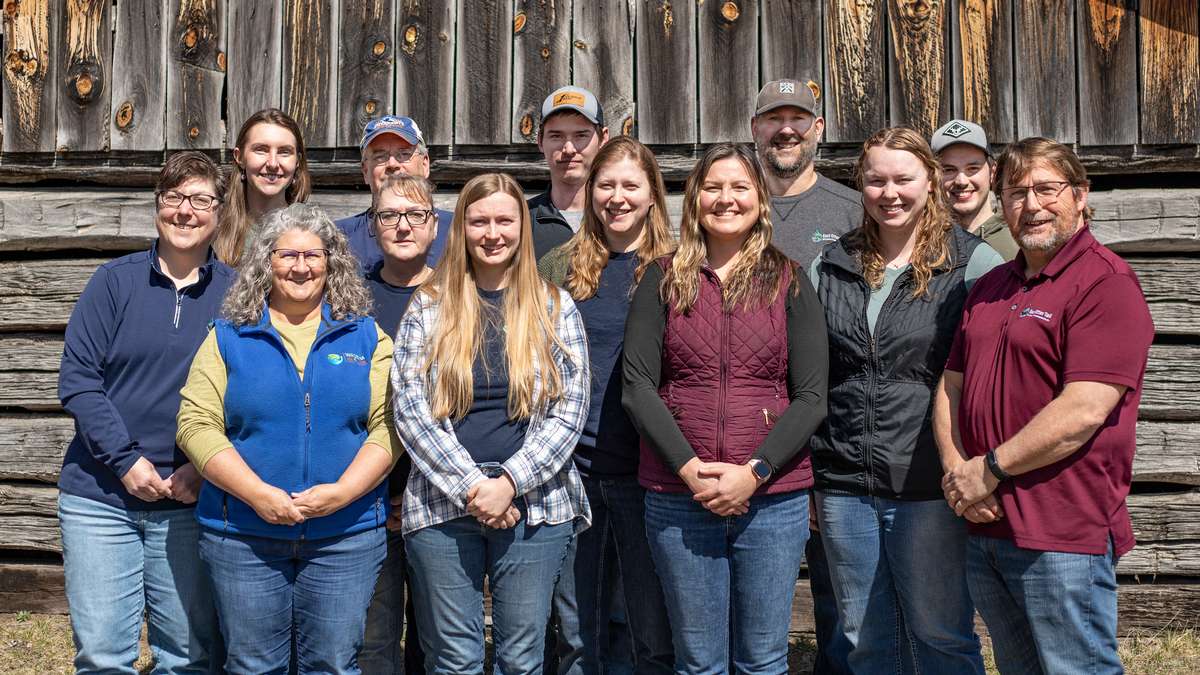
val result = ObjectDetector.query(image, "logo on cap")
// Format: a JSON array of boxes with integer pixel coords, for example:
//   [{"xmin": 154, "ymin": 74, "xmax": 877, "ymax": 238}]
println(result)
[
  {"xmin": 779, "ymin": 82, "xmax": 796, "ymax": 94},
  {"xmin": 942, "ymin": 121, "xmax": 972, "ymax": 139},
  {"xmin": 553, "ymin": 92, "xmax": 586, "ymax": 108}
]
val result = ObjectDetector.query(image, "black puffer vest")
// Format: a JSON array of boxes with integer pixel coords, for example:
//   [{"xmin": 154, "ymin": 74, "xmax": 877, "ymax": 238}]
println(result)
[{"xmin": 811, "ymin": 226, "xmax": 983, "ymax": 500}]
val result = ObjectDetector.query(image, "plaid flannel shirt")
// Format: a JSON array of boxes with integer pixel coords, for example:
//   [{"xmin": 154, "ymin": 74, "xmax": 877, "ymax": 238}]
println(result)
[{"xmin": 391, "ymin": 287, "xmax": 592, "ymax": 535}]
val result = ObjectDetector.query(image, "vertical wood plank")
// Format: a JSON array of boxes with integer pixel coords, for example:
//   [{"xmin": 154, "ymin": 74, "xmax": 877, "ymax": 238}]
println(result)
[
  {"xmin": 635, "ymin": 0, "xmax": 698, "ymax": 144},
  {"xmin": 454, "ymin": 0, "xmax": 511, "ymax": 145},
  {"xmin": 165, "ymin": 0, "xmax": 226, "ymax": 150},
  {"xmin": 111, "ymin": 0, "xmax": 169, "ymax": 151},
  {"xmin": 2, "ymin": 0, "xmax": 59, "ymax": 152},
  {"xmin": 572, "ymin": 0, "xmax": 635, "ymax": 136},
  {"xmin": 887, "ymin": 0, "xmax": 949, "ymax": 137},
  {"xmin": 1076, "ymin": 0, "xmax": 1137, "ymax": 145},
  {"xmin": 396, "ymin": 0, "xmax": 455, "ymax": 145},
  {"xmin": 226, "ymin": 0, "xmax": 282, "ymax": 148},
  {"xmin": 512, "ymin": 0, "xmax": 570, "ymax": 144},
  {"xmin": 338, "ymin": 0, "xmax": 394, "ymax": 146},
  {"xmin": 950, "ymin": 0, "xmax": 1014, "ymax": 142},
  {"xmin": 283, "ymin": 0, "xmax": 338, "ymax": 148},
  {"xmin": 56, "ymin": 0, "xmax": 112, "ymax": 153},
  {"xmin": 698, "ymin": 0, "xmax": 758, "ymax": 142},
  {"xmin": 761, "ymin": 0, "xmax": 823, "ymax": 119},
  {"xmin": 1140, "ymin": 0, "xmax": 1200, "ymax": 144},
  {"xmin": 824, "ymin": 0, "xmax": 886, "ymax": 142},
  {"xmin": 1014, "ymin": 0, "xmax": 1076, "ymax": 141}
]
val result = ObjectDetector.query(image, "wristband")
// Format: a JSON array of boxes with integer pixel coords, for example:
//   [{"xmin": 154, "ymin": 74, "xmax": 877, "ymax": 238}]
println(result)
[{"xmin": 985, "ymin": 449, "xmax": 1011, "ymax": 481}]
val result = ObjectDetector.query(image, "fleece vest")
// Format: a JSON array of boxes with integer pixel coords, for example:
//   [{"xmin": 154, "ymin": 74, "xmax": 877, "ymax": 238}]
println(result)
[
  {"xmin": 194, "ymin": 304, "xmax": 387, "ymax": 540},
  {"xmin": 639, "ymin": 263, "xmax": 812, "ymax": 495}
]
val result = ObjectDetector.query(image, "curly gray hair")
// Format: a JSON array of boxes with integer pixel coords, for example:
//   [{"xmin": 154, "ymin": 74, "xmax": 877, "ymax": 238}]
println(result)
[{"xmin": 221, "ymin": 202, "xmax": 373, "ymax": 326}]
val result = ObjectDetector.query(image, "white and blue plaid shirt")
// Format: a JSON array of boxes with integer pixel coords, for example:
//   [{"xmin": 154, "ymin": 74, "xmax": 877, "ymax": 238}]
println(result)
[{"xmin": 391, "ymin": 287, "xmax": 592, "ymax": 535}]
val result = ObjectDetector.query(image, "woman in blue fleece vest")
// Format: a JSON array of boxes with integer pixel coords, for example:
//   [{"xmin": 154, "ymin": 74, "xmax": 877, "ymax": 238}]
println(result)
[{"xmin": 177, "ymin": 203, "xmax": 401, "ymax": 674}]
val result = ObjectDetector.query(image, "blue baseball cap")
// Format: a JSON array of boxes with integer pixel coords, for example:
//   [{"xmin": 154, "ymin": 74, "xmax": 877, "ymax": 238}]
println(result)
[{"xmin": 359, "ymin": 115, "xmax": 424, "ymax": 152}]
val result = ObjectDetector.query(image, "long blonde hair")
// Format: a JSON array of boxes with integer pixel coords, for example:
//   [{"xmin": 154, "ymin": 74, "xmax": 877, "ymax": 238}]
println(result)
[
  {"xmin": 215, "ymin": 109, "xmax": 312, "ymax": 266},
  {"xmin": 421, "ymin": 173, "xmax": 566, "ymax": 421},
  {"xmin": 852, "ymin": 127, "xmax": 952, "ymax": 298},
  {"xmin": 664, "ymin": 143, "xmax": 795, "ymax": 313},
  {"xmin": 563, "ymin": 137, "xmax": 675, "ymax": 301}
]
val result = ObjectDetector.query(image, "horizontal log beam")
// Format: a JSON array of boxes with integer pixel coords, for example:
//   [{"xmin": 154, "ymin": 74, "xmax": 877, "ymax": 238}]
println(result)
[
  {"xmin": 0, "ymin": 561, "xmax": 66, "ymax": 613},
  {"xmin": 1133, "ymin": 420, "xmax": 1200, "ymax": 486},
  {"xmin": 1118, "ymin": 542, "xmax": 1200, "ymax": 576},
  {"xmin": 0, "ymin": 414, "xmax": 74, "ymax": 482},
  {"xmin": 1126, "ymin": 258, "xmax": 1200, "ymax": 336},
  {"xmin": 1129, "ymin": 490, "xmax": 1200, "ymax": 541},
  {"xmin": 1141, "ymin": 345, "xmax": 1200, "ymax": 421}
]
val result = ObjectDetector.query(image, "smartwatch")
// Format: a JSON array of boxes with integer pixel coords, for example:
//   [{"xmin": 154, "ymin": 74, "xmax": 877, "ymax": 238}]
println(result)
[
  {"xmin": 985, "ymin": 449, "xmax": 1012, "ymax": 482},
  {"xmin": 748, "ymin": 458, "xmax": 773, "ymax": 482}
]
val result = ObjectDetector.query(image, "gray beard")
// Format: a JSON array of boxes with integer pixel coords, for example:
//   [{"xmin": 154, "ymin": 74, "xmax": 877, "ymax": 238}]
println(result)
[{"xmin": 761, "ymin": 141, "xmax": 816, "ymax": 179}]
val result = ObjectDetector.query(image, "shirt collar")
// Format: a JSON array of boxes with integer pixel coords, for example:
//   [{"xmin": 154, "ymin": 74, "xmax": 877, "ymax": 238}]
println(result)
[{"xmin": 148, "ymin": 240, "xmax": 217, "ymax": 286}]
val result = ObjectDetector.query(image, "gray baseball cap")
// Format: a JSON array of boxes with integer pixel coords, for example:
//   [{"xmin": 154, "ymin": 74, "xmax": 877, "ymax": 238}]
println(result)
[
  {"xmin": 931, "ymin": 119, "xmax": 990, "ymax": 155},
  {"xmin": 541, "ymin": 86, "xmax": 604, "ymax": 126},
  {"xmin": 755, "ymin": 79, "xmax": 820, "ymax": 116}
]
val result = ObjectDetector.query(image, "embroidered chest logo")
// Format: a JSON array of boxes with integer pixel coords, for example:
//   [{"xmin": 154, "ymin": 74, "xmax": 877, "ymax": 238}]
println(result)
[
  {"xmin": 810, "ymin": 230, "xmax": 839, "ymax": 243},
  {"xmin": 326, "ymin": 352, "xmax": 369, "ymax": 366},
  {"xmin": 1019, "ymin": 307, "xmax": 1054, "ymax": 322}
]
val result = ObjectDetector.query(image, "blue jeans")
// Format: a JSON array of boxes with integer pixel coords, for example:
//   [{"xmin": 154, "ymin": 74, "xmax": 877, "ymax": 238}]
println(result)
[
  {"xmin": 59, "ymin": 493, "xmax": 219, "ymax": 675},
  {"xmin": 405, "ymin": 512, "xmax": 574, "ymax": 674},
  {"xmin": 815, "ymin": 493, "xmax": 984, "ymax": 675},
  {"xmin": 644, "ymin": 490, "xmax": 809, "ymax": 675},
  {"xmin": 361, "ymin": 529, "xmax": 420, "ymax": 674},
  {"xmin": 806, "ymin": 529, "xmax": 852, "ymax": 675},
  {"xmin": 967, "ymin": 535, "xmax": 1122, "ymax": 674},
  {"xmin": 199, "ymin": 525, "xmax": 386, "ymax": 675},
  {"xmin": 552, "ymin": 475, "xmax": 673, "ymax": 675}
]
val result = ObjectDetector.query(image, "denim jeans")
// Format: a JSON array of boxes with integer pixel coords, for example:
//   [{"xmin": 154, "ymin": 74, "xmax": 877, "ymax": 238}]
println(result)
[
  {"xmin": 644, "ymin": 490, "xmax": 809, "ymax": 675},
  {"xmin": 405, "ymin": 511, "xmax": 574, "ymax": 674},
  {"xmin": 967, "ymin": 535, "xmax": 1122, "ymax": 675},
  {"xmin": 552, "ymin": 475, "xmax": 673, "ymax": 675},
  {"xmin": 59, "ymin": 493, "xmax": 219, "ymax": 675},
  {"xmin": 361, "ymin": 529, "xmax": 427, "ymax": 674},
  {"xmin": 198, "ymin": 525, "xmax": 386, "ymax": 675},
  {"xmin": 815, "ymin": 492, "xmax": 984, "ymax": 675},
  {"xmin": 806, "ymin": 529, "xmax": 852, "ymax": 675}
]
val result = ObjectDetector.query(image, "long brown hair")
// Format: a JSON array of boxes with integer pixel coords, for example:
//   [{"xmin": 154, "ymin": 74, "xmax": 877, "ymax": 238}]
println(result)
[
  {"xmin": 663, "ymin": 143, "xmax": 795, "ymax": 313},
  {"xmin": 562, "ymin": 137, "xmax": 675, "ymax": 301},
  {"xmin": 851, "ymin": 126, "xmax": 953, "ymax": 298},
  {"xmin": 420, "ymin": 173, "xmax": 567, "ymax": 421},
  {"xmin": 215, "ymin": 109, "xmax": 312, "ymax": 266}
]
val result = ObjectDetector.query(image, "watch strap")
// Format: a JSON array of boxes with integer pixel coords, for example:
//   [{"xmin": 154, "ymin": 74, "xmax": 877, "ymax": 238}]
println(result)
[{"xmin": 985, "ymin": 449, "xmax": 1012, "ymax": 481}]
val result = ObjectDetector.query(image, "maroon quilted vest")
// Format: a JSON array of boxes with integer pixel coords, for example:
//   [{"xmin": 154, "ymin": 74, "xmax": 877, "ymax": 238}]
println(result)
[{"xmin": 638, "ymin": 262, "xmax": 813, "ymax": 495}]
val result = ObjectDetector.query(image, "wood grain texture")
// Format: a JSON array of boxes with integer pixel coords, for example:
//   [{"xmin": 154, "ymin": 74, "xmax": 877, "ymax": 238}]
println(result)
[
  {"xmin": 0, "ymin": 562, "xmax": 67, "ymax": 613},
  {"xmin": 110, "ymin": 0, "xmax": 169, "ymax": 151},
  {"xmin": 1113, "ymin": 582, "xmax": 1200, "ymax": 633},
  {"xmin": 283, "ymin": 0, "xmax": 338, "ymax": 147},
  {"xmin": 1124, "ymin": 257, "xmax": 1200, "ymax": 337},
  {"xmin": 571, "ymin": 0, "xmax": 635, "ymax": 137},
  {"xmin": 56, "ymin": 0, "xmax": 112, "ymax": 153},
  {"xmin": 165, "ymin": 0, "xmax": 225, "ymax": 149},
  {"xmin": 1128, "ymin": 491, "xmax": 1200, "ymax": 543},
  {"xmin": 1014, "ymin": 0, "xmax": 1076, "ymax": 141},
  {"xmin": 0, "ymin": 414, "xmax": 75, "ymax": 483},
  {"xmin": 951, "ymin": 0, "xmax": 1014, "ymax": 142},
  {"xmin": 226, "ymin": 0, "xmax": 282, "ymax": 148},
  {"xmin": 1134, "ymin": 421, "xmax": 1200, "ymax": 486},
  {"xmin": 454, "ymin": 0, "xmax": 512, "ymax": 145},
  {"xmin": 761, "ymin": 0, "xmax": 823, "ymax": 103},
  {"xmin": 0, "ymin": 261, "xmax": 106, "ymax": 335},
  {"xmin": 1089, "ymin": 189, "xmax": 1200, "ymax": 253},
  {"xmin": 887, "ymin": 0, "xmax": 949, "ymax": 136},
  {"xmin": 824, "ymin": 0, "xmax": 885, "ymax": 142},
  {"xmin": 1076, "ymin": 0, "xmax": 1137, "ymax": 145},
  {"xmin": 2, "ymin": 0, "xmax": 59, "ymax": 152},
  {"xmin": 1139, "ymin": 0, "xmax": 1200, "ymax": 144},
  {"xmin": 338, "ymin": 0, "xmax": 395, "ymax": 146},
  {"xmin": 0, "ymin": 334, "xmax": 65, "ymax": 411},
  {"xmin": 511, "ymin": 0, "xmax": 571, "ymax": 144},
  {"xmin": 635, "ymin": 0, "xmax": 698, "ymax": 144},
  {"xmin": 396, "ymin": 0, "xmax": 455, "ymax": 145},
  {"xmin": 698, "ymin": 0, "xmax": 758, "ymax": 142},
  {"xmin": 1141, "ymin": 345, "xmax": 1200, "ymax": 421},
  {"xmin": 1118, "ymin": 542, "xmax": 1200, "ymax": 576}
]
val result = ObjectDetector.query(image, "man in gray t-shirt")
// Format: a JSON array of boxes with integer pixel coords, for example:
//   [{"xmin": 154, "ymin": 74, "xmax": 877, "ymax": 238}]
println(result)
[{"xmin": 751, "ymin": 78, "xmax": 862, "ymax": 268}]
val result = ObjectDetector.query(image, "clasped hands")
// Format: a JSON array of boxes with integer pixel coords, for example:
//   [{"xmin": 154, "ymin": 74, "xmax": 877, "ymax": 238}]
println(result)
[
  {"xmin": 120, "ymin": 457, "xmax": 203, "ymax": 504},
  {"xmin": 466, "ymin": 475, "xmax": 522, "ymax": 529},
  {"xmin": 242, "ymin": 481, "xmax": 359, "ymax": 526},
  {"xmin": 680, "ymin": 457, "xmax": 759, "ymax": 516},
  {"xmin": 941, "ymin": 456, "xmax": 1004, "ymax": 524}
]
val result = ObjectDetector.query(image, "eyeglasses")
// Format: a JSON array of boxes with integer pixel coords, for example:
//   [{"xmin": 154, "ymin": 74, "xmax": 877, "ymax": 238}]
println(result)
[
  {"xmin": 368, "ymin": 148, "xmax": 419, "ymax": 164},
  {"xmin": 271, "ymin": 248, "xmax": 329, "ymax": 266},
  {"xmin": 374, "ymin": 209, "xmax": 433, "ymax": 230},
  {"xmin": 1000, "ymin": 181, "xmax": 1073, "ymax": 206},
  {"xmin": 157, "ymin": 190, "xmax": 220, "ymax": 211}
]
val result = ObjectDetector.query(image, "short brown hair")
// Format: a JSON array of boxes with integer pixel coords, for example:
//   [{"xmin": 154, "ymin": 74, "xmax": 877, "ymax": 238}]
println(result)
[
  {"xmin": 994, "ymin": 137, "xmax": 1092, "ymax": 218},
  {"xmin": 372, "ymin": 174, "xmax": 436, "ymax": 210},
  {"xmin": 156, "ymin": 151, "xmax": 223, "ymax": 198}
]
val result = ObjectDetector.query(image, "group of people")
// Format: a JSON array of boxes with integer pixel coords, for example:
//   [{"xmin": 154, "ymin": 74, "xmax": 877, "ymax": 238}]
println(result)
[{"xmin": 56, "ymin": 77, "xmax": 1153, "ymax": 675}]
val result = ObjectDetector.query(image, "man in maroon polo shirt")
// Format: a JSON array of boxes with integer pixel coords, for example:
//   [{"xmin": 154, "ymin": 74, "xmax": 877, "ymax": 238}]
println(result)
[{"xmin": 932, "ymin": 137, "xmax": 1153, "ymax": 674}]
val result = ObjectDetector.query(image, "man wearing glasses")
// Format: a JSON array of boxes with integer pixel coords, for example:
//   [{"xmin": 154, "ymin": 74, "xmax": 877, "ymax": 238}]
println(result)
[
  {"xmin": 935, "ymin": 137, "xmax": 1153, "ymax": 673},
  {"xmin": 336, "ymin": 115, "xmax": 451, "ymax": 273}
]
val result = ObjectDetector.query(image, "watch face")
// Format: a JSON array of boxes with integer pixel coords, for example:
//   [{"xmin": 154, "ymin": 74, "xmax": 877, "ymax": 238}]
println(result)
[{"xmin": 752, "ymin": 461, "xmax": 771, "ymax": 479}]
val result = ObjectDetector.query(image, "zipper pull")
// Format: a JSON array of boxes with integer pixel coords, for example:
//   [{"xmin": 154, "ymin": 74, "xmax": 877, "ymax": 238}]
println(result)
[{"xmin": 304, "ymin": 392, "xmax": 311, "ymax": 432}]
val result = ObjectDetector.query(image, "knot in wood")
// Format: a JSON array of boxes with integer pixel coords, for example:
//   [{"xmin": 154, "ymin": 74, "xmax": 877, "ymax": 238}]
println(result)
[
  {"xmin": 74, "ymin": 74, "xmax": 94, "ymax": 98},
  {"xmin": 721, "ymin": 2, "xmax": 740, "ymax": 22},
  {"xmin": 373, "ymin": 40, "xmax": 387, "ymax": 56},
  {"xmin": 622, "ymin": 117, "xmax": 634, "ymax": 136},
  {"xmin": 513, "ymin": 12, "xmax": 527, "ymax": 34},
  {"xmin": 23, "ymin": 56, "xmax": 38, "ymax": 76},
  {"xmin": 540, "ymin": 46, "xmax": 550, "ymax": 60},
  {"xmin": 438, "ymin": 31, "xmax": 449, "ymax": 43},
  {"xmin": 520, "ymin": 114, "xmax": 534, "ymax": 137},
  {"xmin": 660, "ymin": 2, "xmax": 674, "ymax": 39},
  {"xmin": 183, "ymin": 27, "xmax": 198, "ymax": 49},
  {"xmin": 115, "ymin": 101, "xmax": 135, "ymax": 129},
  {"xmin": 365, "ymin": 100, "xmax": 378, "ymax": 114},
  {"xmin": 3, "ymin": 1, "xmax": 17, "ymax": 17},
  {"xmin": 895, "ymin": 0, "xmax": 933, "ymax": 33},
  {"xmin": 188, "ymin": 126, "xmax": 200, "ymax": 139},
  {"xmin": 216, "ymin": 51, "xmax": 226, "ymax": 71},
  {"xmin": 403, "ymin": 25, "xmax": 419, "ymax": 55},
  {"xmin": 573, "ymin": 39, "xmax": 587, "ymax": 51}
]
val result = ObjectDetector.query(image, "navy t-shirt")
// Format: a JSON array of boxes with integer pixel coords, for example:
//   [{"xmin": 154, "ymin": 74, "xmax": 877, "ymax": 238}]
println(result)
[
  {"xmin": 575, "ymin": 251, "xmax": 642, "ymax": 477},
  {"xmin": 452, "ymin": 288, "xmax": 529, "ymax": 464},
  {"xmin": 364, "ymin": 262, "xmax": 420, "ymax": 338}
]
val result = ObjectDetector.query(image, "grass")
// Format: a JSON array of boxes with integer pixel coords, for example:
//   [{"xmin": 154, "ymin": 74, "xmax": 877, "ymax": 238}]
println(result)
[{"xmin": 2, "ymin": 613, "xmax": 1198, "ymax": 674}]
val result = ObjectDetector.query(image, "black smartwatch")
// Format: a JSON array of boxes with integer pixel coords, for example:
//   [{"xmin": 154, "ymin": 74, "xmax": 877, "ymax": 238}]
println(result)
[
  {"xmin": 985, "ymin": 449, "xmax": 1012, "ymax": 482},
  {"xmin": 748, "ymin": 458, "xmax": 773, "ymax": 482}
]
